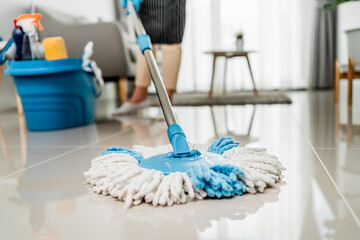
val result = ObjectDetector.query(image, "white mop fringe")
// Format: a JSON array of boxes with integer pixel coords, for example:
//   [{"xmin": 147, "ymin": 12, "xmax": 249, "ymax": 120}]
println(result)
[{"xmin": 84, "ymin": 143, "xmax": 285, "ymax": 209}]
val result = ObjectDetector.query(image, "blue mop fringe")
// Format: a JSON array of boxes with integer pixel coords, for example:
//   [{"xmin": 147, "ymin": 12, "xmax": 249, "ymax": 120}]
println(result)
[
  {"xmin": 208, "ymin": 136, "xmax": 239, "ymax": 155},
  {"xmin": 187, "ymin": 136, "xmax": 246, "ymax": 198},
  {"xmin": 188, "ymin": 164, "xmax": 246, "ymax": 198},
  {"xmin": 102, "ymin": 137, "xmax": 246, "ymax": 198}
]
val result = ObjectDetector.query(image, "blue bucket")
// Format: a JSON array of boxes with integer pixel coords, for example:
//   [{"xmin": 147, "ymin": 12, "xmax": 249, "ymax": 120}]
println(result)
[{"xmin": 6, "ymin": 58, "xmax": 98, "ymax": 131}]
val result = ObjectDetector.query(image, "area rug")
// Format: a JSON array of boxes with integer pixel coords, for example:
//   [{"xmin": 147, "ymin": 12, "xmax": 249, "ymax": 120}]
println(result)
[{"xmin": 149, "ymin": 91, "xmax": 292, "ymax": 106}]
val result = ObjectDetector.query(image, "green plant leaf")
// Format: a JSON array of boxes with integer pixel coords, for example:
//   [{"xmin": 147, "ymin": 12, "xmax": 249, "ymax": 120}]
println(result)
[{"xmin": 323, "ymin": 0, "xmax": 359, "ymax": 12}]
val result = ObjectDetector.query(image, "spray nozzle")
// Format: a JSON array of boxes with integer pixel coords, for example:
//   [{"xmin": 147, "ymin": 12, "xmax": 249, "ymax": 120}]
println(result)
[{"xmin": 14, "ymin": 13, "xmax": 43, "ymax": 33}]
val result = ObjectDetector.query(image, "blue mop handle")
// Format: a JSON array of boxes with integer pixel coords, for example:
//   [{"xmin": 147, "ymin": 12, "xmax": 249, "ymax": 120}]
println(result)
[
  {"xmin": 128, "ymin": 2, "xmax": 192, "ymax": 155},
  {"xmin": 127, "ymin": 2, "xmax": 177, "ymax": 127}
]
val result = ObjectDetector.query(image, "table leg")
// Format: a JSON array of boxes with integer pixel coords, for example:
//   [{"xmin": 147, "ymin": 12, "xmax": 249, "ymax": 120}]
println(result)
[
  {"xmin": 118, "ymin": 77, "xmax": 127, "ymax": 103},
  {"xmin": 0, "ymin": 123, "xmax": 14, "ymax": 170},
  {"xmin": 210, "ymin": 106, "xmax": 219, "ymax": 138},
  {"xmin": 16, "ymin": 92, "xmax": 24, "ymax": 115},
  {"xmin": 347, "ymin": 106, "xmax": 352, "ymax": 148},
  {"xmin": 334, "ymin": 103, "xmax": 339, "ymax": 141},
  {"xmin": 18, "ymin": 114, "xmax": 27, "ymax": 166},
  {"xmin": 247, "ymin": 105, "xmax": 256, "ymax": 136},
  {"xmin": 208, "ymin": 55, "xmax": 217, "ymax": 98},
  {"xmin": 245, "ymin": 55, "xmax": 258, "ymax": 94},
  {"xmin": 223, "ymin": 57, "xmax": 228, "ymax": 94}
]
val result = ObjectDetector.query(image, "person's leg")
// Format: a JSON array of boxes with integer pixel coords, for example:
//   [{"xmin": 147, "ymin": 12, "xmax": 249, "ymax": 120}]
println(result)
[
  {"xmin": 161, "ymin": 44, "xmax": 181, "ymax": 103},
  {"xmin": 154, "ymin": 44, "xmax": 181, "ymax": 120},
  {"xmin": 113, "ymin": 46, "xmax": 156, "ymax": 115},
  {"xmin": 128, "ymin": 45, "xmax": 157, "ymax": 104}
]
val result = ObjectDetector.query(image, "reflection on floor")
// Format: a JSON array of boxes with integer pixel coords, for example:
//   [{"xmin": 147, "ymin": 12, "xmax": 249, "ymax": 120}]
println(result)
[{"xmin": 0, "ymin": 90, "xmax": 359, "ymax": 240}]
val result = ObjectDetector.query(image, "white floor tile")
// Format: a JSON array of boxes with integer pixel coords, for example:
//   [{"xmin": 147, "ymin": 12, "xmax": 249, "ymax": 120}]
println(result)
[{"xmin": 0, "ymin": 90, "xmax": 359, "ymax": 239}]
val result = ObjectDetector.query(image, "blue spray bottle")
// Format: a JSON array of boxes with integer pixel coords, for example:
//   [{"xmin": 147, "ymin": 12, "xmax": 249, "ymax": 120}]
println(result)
[{"xmin": 12, "ymin": 19, "xmax": 25, "ymax": 60}]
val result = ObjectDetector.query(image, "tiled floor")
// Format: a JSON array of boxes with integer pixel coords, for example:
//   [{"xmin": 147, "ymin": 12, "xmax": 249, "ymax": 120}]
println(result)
[{"xmin": 0, "ymin": 90, "xmax": 359, "ymax": 240}]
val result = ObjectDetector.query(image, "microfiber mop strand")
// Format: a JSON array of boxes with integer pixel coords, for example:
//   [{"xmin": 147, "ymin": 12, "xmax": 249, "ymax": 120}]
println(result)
[{"xmin": 84, "ymin": 137, "xmax": 285, "ymax": 209}]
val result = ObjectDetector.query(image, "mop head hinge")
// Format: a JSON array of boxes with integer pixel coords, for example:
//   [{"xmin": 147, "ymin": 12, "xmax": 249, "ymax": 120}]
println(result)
[
  {"xmin": 167, "ymin": 123, "xmax": 194, "ymax": 156},
  {"xmin": 166, "ymin": 149, "xmax": 200, "ymax": 159}
]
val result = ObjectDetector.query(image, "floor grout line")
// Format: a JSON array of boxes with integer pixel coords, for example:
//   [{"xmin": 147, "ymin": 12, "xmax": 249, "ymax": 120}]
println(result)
[
  {"xmin": 308, "ymin": 144, "xmax": 360, "ymax": 227},
  {"xmin": 0, "ymin": 128, "xmax": 132, "ymax": 182},
  {"xmin": 290, "ymin": 110, "xmax": 360, "ymax": 228}
]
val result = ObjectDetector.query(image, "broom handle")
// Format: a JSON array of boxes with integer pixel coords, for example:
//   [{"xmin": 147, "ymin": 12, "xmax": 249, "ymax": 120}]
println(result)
[{"xmin": 128, "ymin": 3, "xmax": 177, "ymax": 127}]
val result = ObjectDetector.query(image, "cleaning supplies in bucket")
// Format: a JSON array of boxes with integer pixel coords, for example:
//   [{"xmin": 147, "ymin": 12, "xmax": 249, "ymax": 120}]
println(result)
[
  {"xmin": 4, "ymin": 40, "xmax": 104, "ymax": 131},
  {"xmin": 1, "ymin": 13, "xmax": 105, "ymax": 131},
  {"xmin": 6, "ymin": 57, "xmax": 102, "ymax": 131}
]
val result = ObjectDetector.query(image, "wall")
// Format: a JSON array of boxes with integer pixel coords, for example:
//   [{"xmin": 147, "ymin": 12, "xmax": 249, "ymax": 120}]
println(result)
[
  {"xmin": 0, "ymin": 0, "xmax": 31, "ymax": 40},
  {"xmin": 337, "ymin": 2, "xmax": 360, "ymax": 106},
  {"xmin": 178, "ymin": 0, "xmax": 315, "ymax": 92},
  {"xmin": 337, "ymin": 2, "xmax": 360, "ymax": 63},
  {"xmin": 31, "ymin": 0, "xmax": 116, "ymax": 23}
]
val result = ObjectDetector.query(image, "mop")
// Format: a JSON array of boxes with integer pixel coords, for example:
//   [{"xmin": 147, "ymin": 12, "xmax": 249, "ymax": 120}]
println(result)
[{"xmin": 84, "ymin": 2, "xmax": 285, "ymax": 209}]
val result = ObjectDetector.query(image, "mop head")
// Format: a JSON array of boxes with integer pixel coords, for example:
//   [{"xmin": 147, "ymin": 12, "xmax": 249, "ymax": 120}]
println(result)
[{"xmin": 84, "ymin": 137, "xmax": 285, "ymax": 209}]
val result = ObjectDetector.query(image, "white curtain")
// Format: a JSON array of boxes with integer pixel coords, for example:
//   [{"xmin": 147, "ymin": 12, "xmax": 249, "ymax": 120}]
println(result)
[{"xmin": 177, "ymin": 0, "xmax": 316, "ymax": 92}]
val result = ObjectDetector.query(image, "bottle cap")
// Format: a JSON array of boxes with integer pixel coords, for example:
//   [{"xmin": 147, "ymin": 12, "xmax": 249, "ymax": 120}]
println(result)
[{"xmin": 14, "ymin": 13, "xmax": 43, "ymax": 34}]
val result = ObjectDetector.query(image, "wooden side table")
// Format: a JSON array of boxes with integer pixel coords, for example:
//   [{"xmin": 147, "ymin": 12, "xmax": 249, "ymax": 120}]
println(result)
[
  {"xmin": 204, "ymin": 50, "xmax": 258, "ymax": 98},
  {"xmin": 0, "ymin": 63, "xmax": 24, "ymax": 115}
]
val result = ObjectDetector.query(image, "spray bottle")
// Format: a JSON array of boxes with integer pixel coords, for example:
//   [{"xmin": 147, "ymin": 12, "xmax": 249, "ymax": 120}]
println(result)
[
  {"xmin": 12, "ymin": 20, "xmax": 25, "ymax": 60},
  {"xmin": 14, "ymin": 13, "xmax": 45, "ymax": 60}
]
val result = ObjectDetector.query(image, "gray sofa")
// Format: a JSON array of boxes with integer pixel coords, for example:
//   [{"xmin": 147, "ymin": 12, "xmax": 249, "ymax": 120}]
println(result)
[{"xmin": 35, "ymin": 6, "xmax": 137, "ymax": 81}]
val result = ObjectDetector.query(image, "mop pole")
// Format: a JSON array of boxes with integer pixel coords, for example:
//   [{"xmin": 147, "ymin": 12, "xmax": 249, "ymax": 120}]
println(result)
[{"xmin": 127, "ymin": 3, "xmax": 177, "ymax": 127}]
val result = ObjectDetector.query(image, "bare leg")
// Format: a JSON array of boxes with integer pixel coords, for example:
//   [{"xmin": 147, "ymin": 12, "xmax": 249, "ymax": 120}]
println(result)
[
  {"xmin": 154, "ymin": 44, "xmax": 180, "ymax": 112},
  {"xmin": 167, "ymin": 89, "xmax": 175, "ymax": 103},
  {"xmin": 128, "ymin": 46, "xmax": 157, "ymax": 104},
  {"xmin": 162, "ymin": 44, "xmax": 181, "ymax": 91},
  {"xmin": 114, "ymin": 45, "xmax": 179, "ymax": 116},
  {"xmin": 157, "ymin": 89, "xmax": 175, "ymax": 109},
  {"xmin": 131, "ymin": 44, "xmax": 179, "ymax": 104},
  {"xmin": 129, "ymin": 86, "xmax": 148, "ymax": 104}
]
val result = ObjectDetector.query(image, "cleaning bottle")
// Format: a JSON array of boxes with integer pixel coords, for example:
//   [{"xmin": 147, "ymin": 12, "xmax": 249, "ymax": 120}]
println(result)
[
  {"xmin": 12, "ymin": 20, "xmax": 25, "ymax": 60},
  {"xmin": 14, "ymin": 13, "xmax": 45, "ymax": 60},
  {"xmin": 22, "ymin": 34, "xmax": 32, "ymax": 60}
]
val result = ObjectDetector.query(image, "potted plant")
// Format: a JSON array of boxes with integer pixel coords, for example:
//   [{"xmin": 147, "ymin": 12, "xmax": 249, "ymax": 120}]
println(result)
[
  {"xmin": 323, "ymin": 0, "xmax": 359, "ymax": 11},
  {"xmin": 235, "ymin": 32, "xmax": 244, "ymax": 51}
]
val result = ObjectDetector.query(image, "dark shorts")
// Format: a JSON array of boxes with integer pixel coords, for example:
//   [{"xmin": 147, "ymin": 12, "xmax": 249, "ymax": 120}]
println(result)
[{"xmin": 139, "ymin": 0, "xmax": 186, "ymax": 44}]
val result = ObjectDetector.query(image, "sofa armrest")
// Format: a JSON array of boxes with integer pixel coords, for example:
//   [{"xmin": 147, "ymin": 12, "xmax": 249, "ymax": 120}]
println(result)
[{"xmin": 37, "ymin": 6, "xmax": 136, "ymax": 78}]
